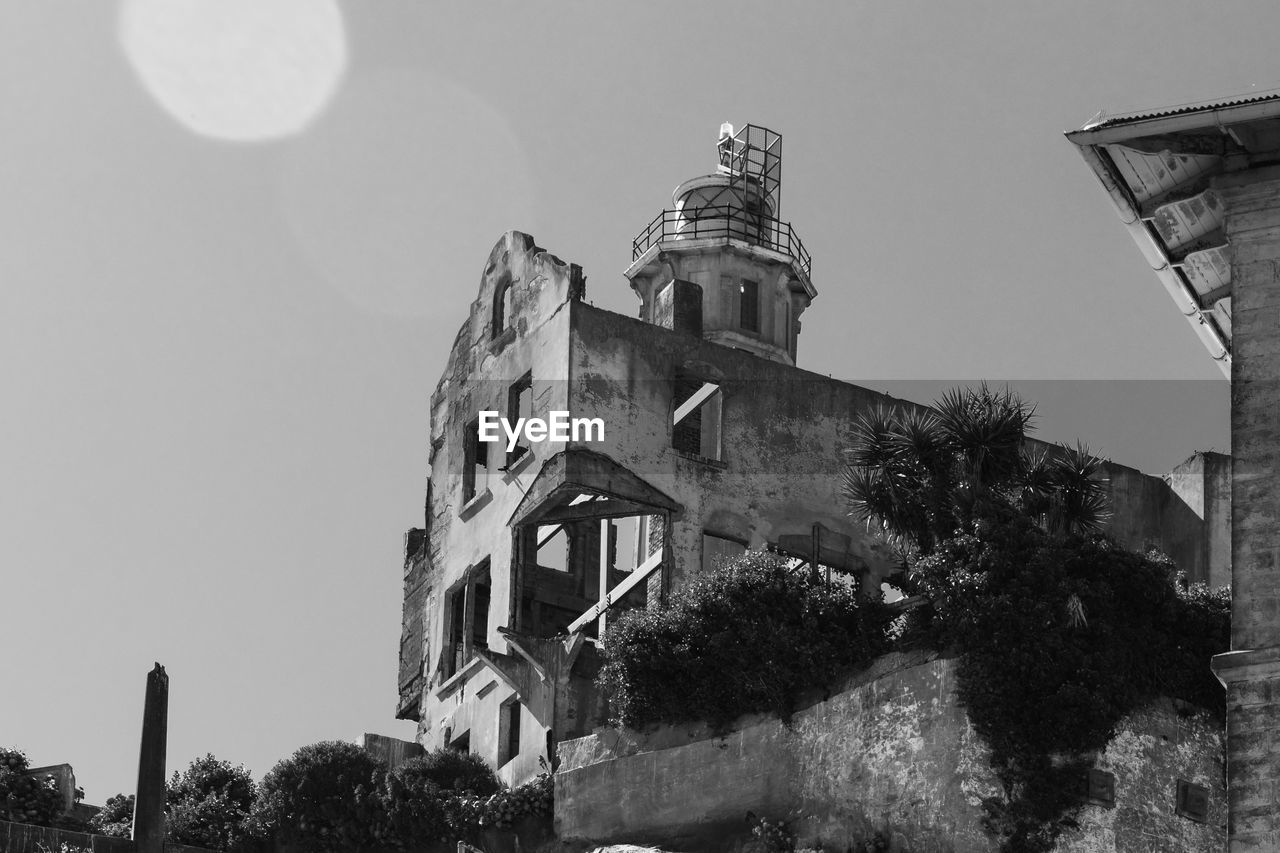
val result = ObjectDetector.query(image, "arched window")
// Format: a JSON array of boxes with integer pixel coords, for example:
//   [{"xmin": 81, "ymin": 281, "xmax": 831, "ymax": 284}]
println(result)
[{"xmin": 492, "ymin": 275, "xmax": 515, "ymax": 338}]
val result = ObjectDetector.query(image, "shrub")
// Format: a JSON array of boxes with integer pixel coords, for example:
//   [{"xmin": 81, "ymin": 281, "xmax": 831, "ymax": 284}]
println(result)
[
  {"xmin": 166, "ymin": 754, "xmax": 257, "ymax": 850},
  {"xmin": 86, "ymin": 793, "xmax": 134, "ymax": 838},
  {"xmin": 398, "ymin": 749, "xmax": 500, "ymax": 796},
  {"xmin": 382, "ymin": 763, "xmax": 551, "ymax": 847},
  {"xmin": 382, "ymin": 759, "xmax": 452, "ymax": 846},
  {"xmin": 912, "ymin": 519, "xmax": 1230, "ymax": 852},
  {"xmin": 598, "ymin": 550, "xmax": 891, "ymax": 729},
  {"xmin": 470, "ymin": 772, "xmax": 553, "ymax": 830},
  {"xmin": 0, "ymin": 748, "xmax": 65, "ymax": 828},
  {"xmin": 251, "ymin": 741, "xmax": 389, "ymax": 852}
]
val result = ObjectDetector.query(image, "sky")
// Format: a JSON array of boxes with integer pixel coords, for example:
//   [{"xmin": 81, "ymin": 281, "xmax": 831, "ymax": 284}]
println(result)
[{"xmin": 0, "ymin": 0, "xmax": 1260, "ymax": 801}]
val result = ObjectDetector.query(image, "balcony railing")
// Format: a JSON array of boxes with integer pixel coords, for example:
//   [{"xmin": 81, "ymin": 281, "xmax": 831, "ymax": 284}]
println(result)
[{"xmin": 632, "ymin": 204, "xmax": 812, "ymax": 278}]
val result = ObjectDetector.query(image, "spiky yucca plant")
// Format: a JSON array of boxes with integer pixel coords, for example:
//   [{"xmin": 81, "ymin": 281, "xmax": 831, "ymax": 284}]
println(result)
[{"xmin": 843, "ymin": 384, "xmax": 1110, "ymax": 558}]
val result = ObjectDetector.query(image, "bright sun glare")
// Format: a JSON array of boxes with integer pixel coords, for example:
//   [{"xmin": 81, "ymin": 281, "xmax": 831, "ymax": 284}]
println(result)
[{"xmin": 118, "ymin": 0, "xmax": 347, "ymax": 142}]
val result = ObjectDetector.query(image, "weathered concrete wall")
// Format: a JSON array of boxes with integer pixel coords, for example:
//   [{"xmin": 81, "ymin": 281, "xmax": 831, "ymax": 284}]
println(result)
[
  {"xmin": 1164, "ymin": 451, "xmax": 1232, "ymax": 589},
  {"xmin": 565, "ymin": 303, "xmax": 1221, "ymax": 593},
  {"xmin": 1210, "ymin": 167, "xmax": 1280, "ymax": 850},
  {"xmin": 555, "ymin": 654, "xmax": 1225, "ymax": 852},
  {"xmin": 411, "ymin": 232, "xmax": 584, "ymax": 779},
  {"xmin": 0, "ymin": 819, "xmax": 215, "ymax": 853}
]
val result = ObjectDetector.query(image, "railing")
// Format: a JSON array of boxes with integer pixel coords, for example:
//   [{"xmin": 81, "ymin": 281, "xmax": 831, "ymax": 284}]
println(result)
[{"xmin": 632, "ymin": 204, "xmax": 812, "ymax": 278}]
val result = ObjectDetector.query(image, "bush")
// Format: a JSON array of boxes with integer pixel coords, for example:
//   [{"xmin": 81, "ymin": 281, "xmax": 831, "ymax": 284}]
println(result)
[
  {"xmin": 86, "ymin": 793, "xmax": 134, "ymax": 838},
  {"xmin": 166, "ymin": 754, "xmax": 257, "ymax": 850},
  {"xmin": 911, "ymin": 519, "xmax": 1230, "ymax": 852},
  {"xmin": 383, "ymin": 763, "xmax": 551, "ymax": 848},
  {"xmin": 382, "ymin": 759, "xmax": 452, "ymax": 847},
  {"xmin": 251, "ymin": 741, "xmax": 389, "ymax": 852},
  {"xmin": 599, "ymin": 550, "xmax": 891, "ymax": 729},
  {"xmin": 0, "ymin": 748, "xmax": 65, "ymax": 828},
  {"xmin": 398, "ymin": 749, "xmax": 500, "ymax": 796}
]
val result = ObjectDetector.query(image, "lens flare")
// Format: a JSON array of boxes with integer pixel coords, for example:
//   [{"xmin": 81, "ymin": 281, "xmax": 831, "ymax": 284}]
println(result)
[{"xmin": 119, "ymin": 0, "xmax": 347, "ymax": 142}]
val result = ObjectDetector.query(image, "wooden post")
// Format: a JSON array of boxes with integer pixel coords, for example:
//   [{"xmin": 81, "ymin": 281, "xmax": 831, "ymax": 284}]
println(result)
[{"xmin": 132, "ymin": 663, "xmax": 168, "ymax": 853}]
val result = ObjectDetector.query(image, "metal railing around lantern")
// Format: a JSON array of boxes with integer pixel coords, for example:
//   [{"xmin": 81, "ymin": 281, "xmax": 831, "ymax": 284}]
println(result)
[{"xmin": 631, "ymin": 203, "xmax": 812, "ymax": 278}]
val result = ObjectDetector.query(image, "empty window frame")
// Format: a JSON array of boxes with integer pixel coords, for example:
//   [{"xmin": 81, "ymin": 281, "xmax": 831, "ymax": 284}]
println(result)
[
  {"xmin": 740, "ymin": 279, "xmax": 760, "ymax": 332},
  {"xmin": 442, "ymin": 561, "xmax": 491, "ymax": 680},
  {"xmin": 672, "ymin": 373, "xmax": 723, "ymax": 460},
  {"xmin": 498, "ymin": 698, "xmax": 522, "ymax": 766},
  {"xmin": 445, "ymin": 585, "xmax": 466, "ymax": 679},
  {"xmin": 492, "ymin": 275, "xmax": 515, "ymax": 338},
  {"xmin": 535, "ymin": 524, "xmax": 571, "ymax": 572},
  {"xmin": 1175, "ymin": 779, "xmax": 1209, "ymax": 823},
  {"xmin": 450, "ymin": 730, "xmax": 471, "ymax": 754},
  {"xmin": 462, "ymin": 416, "xmax": 489, "ymax": 502},
  {"xmin": 506, "ymin": 373, "xmax": 533, "ymax": 467},
  {"xmin": 471, "ymin": 562, "xmax": 491, "ymax": 652},
  {"xmin": 702, "ymin": 531, "xmax": 747, "ymax": 573}
]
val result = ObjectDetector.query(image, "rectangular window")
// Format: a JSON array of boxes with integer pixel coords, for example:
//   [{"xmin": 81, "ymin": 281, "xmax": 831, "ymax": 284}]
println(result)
[
  {"xmin": 506, "ymin": 373, "xmax": 533, "ymax": 467},
  {"xmin": 498, "ymin": 699, "xmax": 521, "ymax": 766},
  {"xmin": 442, "ymin": 562, "xmax": 490, "ymax": 679},
  {"xmin": 445, "ymin": 587, "xmax": 466, "ymax": 679},
  {"xmin": 450, "ymin": 731, "xmax": 470, "ymax": 754},
  {"xmin": 740, "ymin": 280, "xmax": 759, "ymax": 332},
  {"xmin": 1175, "ymin": 779, "xmax": 1209, "ymax": 822},
  {"xmin": 472, "ymin": 569, "xmax": 490, "ymax": 651},
  {"xmin": 462, "ymin": 417, "xmax": 488, "ymax": 502},
  {"xmin": 672, "ymin": 373, "xmax": 723, "ymax": 461},
  {"xmin": 536, "ymin": 524, "xmax": 570, "ymax": 572},
  {"xmin": 702, "ymin": 531, "xmax": 746, "ymax": 573}
]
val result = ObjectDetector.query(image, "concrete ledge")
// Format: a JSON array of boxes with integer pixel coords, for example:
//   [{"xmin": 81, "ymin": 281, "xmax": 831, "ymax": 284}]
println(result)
[{"xmin": 1212, "ymin": 646, "xmax": 1280, "ymax": 685}]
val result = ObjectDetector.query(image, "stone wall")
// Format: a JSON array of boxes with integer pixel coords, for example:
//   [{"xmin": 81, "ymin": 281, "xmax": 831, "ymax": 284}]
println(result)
[
  {"xmin": 0, "ymin": 819, "xmax": 214, "ymax": 853},
  {"xmin": 554, "ymin": 653, "xmax": 1225, "ymax": 852}
]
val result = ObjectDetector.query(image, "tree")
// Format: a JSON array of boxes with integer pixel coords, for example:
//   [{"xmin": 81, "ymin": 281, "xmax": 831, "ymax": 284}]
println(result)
[
  {"xmin": 0, "ymin": 748, "xmax": 63, "ymax": 828},
  {"xmin": 842, "ymin": 384, "xmax": 1110, "ymax": 559},
  {"xmin": 87, "ymin": 793, "xmax": 134, "ymax": 838},
  {"xmin": 166, "ymin": 754, "xmax": 256, "ymax": 850},
  {"xmin": 251, "ymin": 741, "xmax": 389, "ymax": 853}
]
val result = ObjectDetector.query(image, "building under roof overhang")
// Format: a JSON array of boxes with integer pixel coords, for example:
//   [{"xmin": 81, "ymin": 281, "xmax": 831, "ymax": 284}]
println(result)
[{"xmin": 1067, "ymin": 89, "xmax": 1280, "ymax": 377}]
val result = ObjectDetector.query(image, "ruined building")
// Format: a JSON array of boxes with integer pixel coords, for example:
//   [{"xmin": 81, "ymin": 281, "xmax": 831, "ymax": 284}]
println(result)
[
  {"xmin": 398, "ymin": 124, "xmax": 1231, "ymax": 788},
  {"xmin": 1067, "ymin": 92, "xmax": 1280, "ymax": 851}
]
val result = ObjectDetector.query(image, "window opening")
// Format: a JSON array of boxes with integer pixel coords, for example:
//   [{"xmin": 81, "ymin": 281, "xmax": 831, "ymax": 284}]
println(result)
[
  {"xmin": 472, "ymin": 568, "xmax": 491, "ymax": 651},
  {"xmin": 536, "ymin": 525, "xmax": 570, "ymax": 572},
  {"xmin": 506, "ymin": 373, "xmax": 533, "ymax": 467},
  {"xmin": 740, "ymin": 280, "xmax": 760, "ymax": 332},
  {"xmin": 702, "ymin": 532, "xmax": 747, "ymax": 573},
  {"xmin": 462, "ymin": 417, "xmax": 488, "ymax": 502},
  {"xmin": 672, "ymin": 373, "xmax": 723, "ymax": 460},
  {"xmin": 492, "ymin": 276, "xmax": 515, "ymax": 338},
  {"xmin": 499, "ymin": 699, "xmax": 521, "ymax": 766},
  {"xmin": 446, "ymin": 587, "xmax": 466, "ymax": 679}
]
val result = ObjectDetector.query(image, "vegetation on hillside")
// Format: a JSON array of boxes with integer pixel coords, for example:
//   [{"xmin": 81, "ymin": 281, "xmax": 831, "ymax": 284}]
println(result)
[{"xmin": 596, "ymin": 385, "xmax": 1230, "ymax": 853}]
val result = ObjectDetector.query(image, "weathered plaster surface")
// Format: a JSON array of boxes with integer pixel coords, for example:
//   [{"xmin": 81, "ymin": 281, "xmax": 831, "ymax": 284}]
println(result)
[
  {"xmin": 1212, "ymin": 168, "xmax": 1280, "ymax": 850},
  {"xmin": 555, "ymin": 655, "xmax": 1225, "ymax": 852}
]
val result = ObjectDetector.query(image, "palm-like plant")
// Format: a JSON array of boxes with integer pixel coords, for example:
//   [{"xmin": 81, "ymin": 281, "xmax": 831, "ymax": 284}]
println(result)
[{"xmin": 843, "ymin": 385, "xmax": 1110, "ymax": 557}]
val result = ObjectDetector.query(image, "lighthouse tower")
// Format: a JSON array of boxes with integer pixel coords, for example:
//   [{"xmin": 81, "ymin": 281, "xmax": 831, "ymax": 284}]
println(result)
[{"xmin": 625, "ymin": 123, "xmax": 815, "ymax": 364}]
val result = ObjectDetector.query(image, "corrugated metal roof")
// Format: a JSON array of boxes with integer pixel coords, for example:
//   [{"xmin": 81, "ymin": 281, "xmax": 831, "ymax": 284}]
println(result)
[{"xmin": 1081, "ymin": 88, "xmax": 1280, "ymax": 130}]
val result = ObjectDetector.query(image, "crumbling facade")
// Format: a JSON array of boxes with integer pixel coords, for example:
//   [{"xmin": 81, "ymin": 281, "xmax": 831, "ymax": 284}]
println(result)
[
  {"xmin": 399, "ymin": 124, "xmax": 1231, "ymax": 788},
  {"xmin": 1069, "ymin": 93, "xmax": 1280, "ymax": 851}
]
